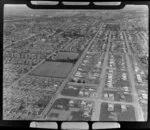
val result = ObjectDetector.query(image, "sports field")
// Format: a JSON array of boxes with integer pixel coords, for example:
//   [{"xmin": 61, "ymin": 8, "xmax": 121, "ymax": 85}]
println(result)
[{"xmin": 30, "ymin": 61, "xmax": 73, "ymax": 78}]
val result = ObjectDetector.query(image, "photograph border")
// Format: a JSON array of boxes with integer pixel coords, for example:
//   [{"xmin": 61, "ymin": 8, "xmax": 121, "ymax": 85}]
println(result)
[{"xmin": 0, "ymin": 0, "xmax": 150, "ymax": 129}]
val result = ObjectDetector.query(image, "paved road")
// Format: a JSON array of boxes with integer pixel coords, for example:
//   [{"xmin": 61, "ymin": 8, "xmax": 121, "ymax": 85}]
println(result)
[
  {"xmin": 59, "ymin": 94, "xmax": 135, "ymax": 106},
  {"xmin": 123, "ymin": 32, "xmax": 147, "ymax": 75},
  {"xmin": 136, "ymin": 33, "xmax": 148, "ymax": 53},
  {"xmin": 4, "ymin": 30, "xmax": 53, "ymax": 50},
  {"xmin": 7, "ymin": 59, "xmax": 46, "ymax": 89},
  {"xmin": 86, "ymin": 51, "xmax": 103, "ymax": 55},
  {"xmin": 63, "ymin": 38, "xmax": 77, "ymax": 50},
  {"xmin": 4, "ymin": 18, "xmax": 68, "ymax": 50},
  {"xmin": 68, "ymin": 82, "xmax": 98, "ymax": 88},
  {"xmin": 33, "ymin": 29, "xmax": 145, "ymax": 121},
  {"xmin": 5, "ymin": 31, "xmax": 71, "ymax": 90},
  {"xmin": 123, "ymin": 31, "xmax": 144, "ymax": 121},
  {"xmin": 63, "ymin": 20, "xmax": 99, "ymax": 51},
  {"xmin": 4, "ymin": 19, "xmax": 74, "ymax": 88},
  {"xmin": 138, "ymin": 32, "xmax": 148, "ymax": 49},
  {"xmin": 41, "ymin": 29, "xmax": 144, "ymax": 121},
  {"xmin": 7, "ymin": 24, "xmax": 145, "ymax": 121},
  {"xmin": 92, "ymin": 31, "xmax": 112, "ymax": 121},
  {"xmin": 4, "ymin": 18, "xmax": 34, "ymax": 22},
  {"xmin": 4, "ymin": 34, "xmax": 36, "ymax": 50},
  {"xmin": 41, "ymin": 23, "xmax": 104, "ymax": 119}
]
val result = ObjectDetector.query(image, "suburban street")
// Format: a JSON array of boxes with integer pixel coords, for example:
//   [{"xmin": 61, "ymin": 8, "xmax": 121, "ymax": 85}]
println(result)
[
  {"xmin": 41, "ymin": 23, "xmax": 104, "ymax": 118},
  {"xmin": 3, "ymin": 5, "xmax": 148, "ymax": 121}
]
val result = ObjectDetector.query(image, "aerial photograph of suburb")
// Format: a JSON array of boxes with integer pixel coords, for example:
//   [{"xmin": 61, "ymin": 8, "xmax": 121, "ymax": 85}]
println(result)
[{"xmin": 3, "ymin": 2, "xmax": 148, "ymax": 121}]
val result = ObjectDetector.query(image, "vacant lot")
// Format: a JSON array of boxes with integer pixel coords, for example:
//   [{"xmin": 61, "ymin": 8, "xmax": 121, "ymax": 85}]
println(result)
[{"xmin": 30, "ymin": 61, "xmax": 73, "ymax": 78}]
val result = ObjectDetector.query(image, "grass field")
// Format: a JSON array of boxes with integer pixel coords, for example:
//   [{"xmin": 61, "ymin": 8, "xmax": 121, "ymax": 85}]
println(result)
[{"xmin": 30, "ymin": 61, "xmax": 73, "ymax": 78}]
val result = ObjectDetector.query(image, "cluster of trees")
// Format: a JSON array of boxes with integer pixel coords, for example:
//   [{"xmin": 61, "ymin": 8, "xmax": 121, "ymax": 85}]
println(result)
[
  {"xmin": 55, "ymin": 58, "xmax": 78, "ymax": 63},
  {"xmin": 62, "ymin": 31, "xmax": 84, "ymax": 38},
  {"xmin": 139, "ymin": 55, "xmax": 148, "ymax": 65},
  {"xmin": 46, "ymin": 56, "xmax": 78, "ymax": 64},
  {"xmin": 105, "ymin": 24, "xmax": 120, "ymax": 31}
]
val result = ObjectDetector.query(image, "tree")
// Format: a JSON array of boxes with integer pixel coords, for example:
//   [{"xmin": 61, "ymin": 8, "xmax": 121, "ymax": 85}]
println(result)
[{"xmin": 77, "ymin": 79, "xmax": 81, "ymax": 83}]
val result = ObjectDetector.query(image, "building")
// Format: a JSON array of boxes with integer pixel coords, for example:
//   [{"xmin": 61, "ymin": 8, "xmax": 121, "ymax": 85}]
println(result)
[{"xmin": 107, "ymin": 103, "xmax": 114, "ymax": 111}]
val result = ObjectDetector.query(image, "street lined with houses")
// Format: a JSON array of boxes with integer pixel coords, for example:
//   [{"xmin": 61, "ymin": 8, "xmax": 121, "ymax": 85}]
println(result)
[{"xmin": 3, "ymin": 6, "xmax": 148, "ymax": 121}]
